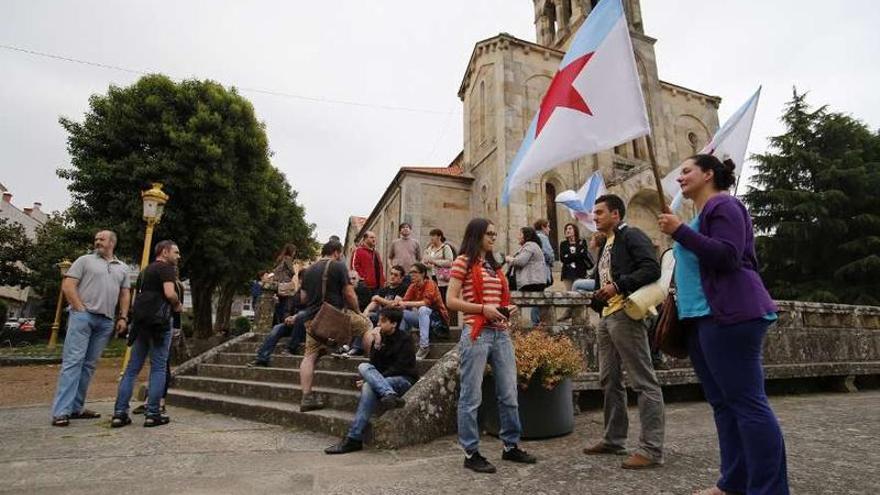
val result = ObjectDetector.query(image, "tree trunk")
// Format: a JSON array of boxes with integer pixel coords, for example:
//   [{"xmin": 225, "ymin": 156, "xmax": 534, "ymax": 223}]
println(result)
[
  {"xmin": 191, "ymin": 280, "xmax": 216, "ymax": 339},
  {"xmin": 213, "ymin": 282, "xmax": 236, "ymax": 334}
]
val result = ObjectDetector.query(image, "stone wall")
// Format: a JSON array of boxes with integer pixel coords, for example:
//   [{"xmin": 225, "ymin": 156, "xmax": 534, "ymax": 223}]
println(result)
[{"xmin": 374, "ymin": 294, "xmax": 880, "ymax": 448}]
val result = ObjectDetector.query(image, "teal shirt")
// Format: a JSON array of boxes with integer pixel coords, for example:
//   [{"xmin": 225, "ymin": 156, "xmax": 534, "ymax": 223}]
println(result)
[
  {"xmin": 673, "ymin": 216, "xmax": 778, "ymax": 322},
  {"xmin": 674, "ymin": 217, "xmax": 712, "ymax": 318}
]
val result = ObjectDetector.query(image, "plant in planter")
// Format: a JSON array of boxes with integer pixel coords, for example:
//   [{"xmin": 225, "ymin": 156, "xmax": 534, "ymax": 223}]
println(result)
[{"xmin": 481, "ymin": 326, "xmax": 586, "ymax": 439}]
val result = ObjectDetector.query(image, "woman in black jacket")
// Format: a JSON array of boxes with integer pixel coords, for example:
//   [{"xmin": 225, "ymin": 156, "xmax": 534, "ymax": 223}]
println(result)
[{"xmin": 559, "ymin": 223, "xmax": 593, "ymax": 287}]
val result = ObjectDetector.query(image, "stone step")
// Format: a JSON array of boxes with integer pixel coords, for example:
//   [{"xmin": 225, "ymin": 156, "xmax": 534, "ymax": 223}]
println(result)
[
  {"xmin": 197, "ymin": 363, "xmax": 359, "ymax": 390},
  {"xmin": 250, "ymin": 327, "xmax": 464, "ymax": 345},
  {"xmin": 173, "ymin": 375, "xmax": 363, "ymax": 412},
  {"xmin": 166, "ymin": 388, "xmax": 355, "ymax": 439},
  {"xmin": 228, "ymin": 340, "xmax": 458, "ymax": 359},
  {"xmin": 211, "ymin": 352, "xmax": 438, "ymax": 375}
]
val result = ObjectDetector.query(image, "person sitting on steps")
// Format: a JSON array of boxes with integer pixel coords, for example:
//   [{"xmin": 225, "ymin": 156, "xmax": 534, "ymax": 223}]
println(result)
[
  {"xmin": 398, "ymin": 262, "xmax": 449, "ymax": 360},
  {"xmin": 247, "ymin": 270, "xmax": 307, "ymax": 368},
  {"xmin": 324, "ymin": 307, "xmax": 418, "ymax": 454}
]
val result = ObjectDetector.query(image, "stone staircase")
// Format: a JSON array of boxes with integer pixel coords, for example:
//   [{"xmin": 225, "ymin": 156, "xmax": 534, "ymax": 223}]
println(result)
[{"xmin": 167, "ymin": 328, "xmax": 461, "ymax": 440}]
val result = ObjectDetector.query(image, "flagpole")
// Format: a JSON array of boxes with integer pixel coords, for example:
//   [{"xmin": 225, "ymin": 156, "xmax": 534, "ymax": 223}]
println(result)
[{"xmin": 645, "ymin": 135, "xmax": 671, "ymax": 214}]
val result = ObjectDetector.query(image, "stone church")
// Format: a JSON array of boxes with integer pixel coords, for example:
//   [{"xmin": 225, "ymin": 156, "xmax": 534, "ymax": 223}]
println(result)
[{"xmin": 345, "ymin": 0, "xmax": 720, "ymax": 264}]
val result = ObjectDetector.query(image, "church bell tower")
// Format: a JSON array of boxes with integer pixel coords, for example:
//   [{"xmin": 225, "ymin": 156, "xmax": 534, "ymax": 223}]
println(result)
[{"xmin": 534, "ymin": 0, "xmax": 645, "ymax": 49}]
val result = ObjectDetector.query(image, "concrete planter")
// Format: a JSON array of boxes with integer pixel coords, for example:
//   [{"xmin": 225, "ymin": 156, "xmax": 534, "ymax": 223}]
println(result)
[{"xmin": 479, "ymin": 374, "xmax": 574, "ymax": 440}]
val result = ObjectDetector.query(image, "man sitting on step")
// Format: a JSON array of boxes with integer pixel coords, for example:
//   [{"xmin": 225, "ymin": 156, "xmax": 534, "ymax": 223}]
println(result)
[
  {"xmin": 299, "ymin": 240, "xmax": 372, "ymax": 412},
  {"xmin": 247, "ymin": 270, "xmax": 307, "ymax": 368},
  {"xmin": 325, "ymin": 307, "xmax": 418, "ymax": 454}
]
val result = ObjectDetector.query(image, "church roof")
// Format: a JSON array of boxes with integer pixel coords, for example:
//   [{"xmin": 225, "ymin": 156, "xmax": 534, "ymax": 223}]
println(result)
[
  {"xmin": 458, "ymin": 33, "xmax": 561, "ymax": 98},
  {"xmin": 399, "ymin": 164, "xmax": 465, "ymax": 177}
]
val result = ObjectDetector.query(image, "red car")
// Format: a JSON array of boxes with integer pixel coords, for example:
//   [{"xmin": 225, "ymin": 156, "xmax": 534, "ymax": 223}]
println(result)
[{"xmin": 18, "ymin": 320, "xmax": 36, "ymax": 332}]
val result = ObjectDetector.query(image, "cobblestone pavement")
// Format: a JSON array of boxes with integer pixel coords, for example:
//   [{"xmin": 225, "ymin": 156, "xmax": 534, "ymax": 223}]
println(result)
[{"xmin": 0, "ymin": 391, "xmax": 876, "ymax": 494}]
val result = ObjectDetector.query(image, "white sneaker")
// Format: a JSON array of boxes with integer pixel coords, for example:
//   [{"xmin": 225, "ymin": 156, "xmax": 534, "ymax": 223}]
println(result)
[{"xmin": 416, "ymin": 346, "xmax": 430, "ymax": 360}]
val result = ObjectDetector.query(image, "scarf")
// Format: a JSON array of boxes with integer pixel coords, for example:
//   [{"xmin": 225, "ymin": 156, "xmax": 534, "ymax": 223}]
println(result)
[{"xmin": 468, "ymin": 257, "xmax": 511, "ymax": 341}]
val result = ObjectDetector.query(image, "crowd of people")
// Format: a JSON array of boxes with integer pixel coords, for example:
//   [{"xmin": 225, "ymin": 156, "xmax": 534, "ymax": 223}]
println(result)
[{"xmin": 46, "ymin": 153, "xmax": 789, "ymax": 493}]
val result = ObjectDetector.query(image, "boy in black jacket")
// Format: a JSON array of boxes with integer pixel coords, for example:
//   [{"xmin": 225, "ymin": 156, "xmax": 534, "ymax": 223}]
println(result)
[{"xmin": 325, "ymin": 308, "xmax": 418, "ymax": 454}]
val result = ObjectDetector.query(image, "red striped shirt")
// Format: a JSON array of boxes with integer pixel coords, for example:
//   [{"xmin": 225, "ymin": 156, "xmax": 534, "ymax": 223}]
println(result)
[{"xmin": 451, "ymin": 255, "xmax": 504, "ymax": 327}]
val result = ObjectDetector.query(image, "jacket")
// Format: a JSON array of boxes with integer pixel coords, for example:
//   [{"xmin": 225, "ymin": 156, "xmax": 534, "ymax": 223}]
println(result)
[
  {"xmin": 510, "ymin": 241, "xmax": 548, "ymax": 289},
  {"xmin": 671, "ymin": 194, "xmax": 777, "ymax": 325},
  {"xmin": 352, "ymin": 246, "xmax": 384, "ymax": 290},
  {"xmin": 370, "ymin": 328, "xmax": 419, "ymax": 384},
  {"xmin": 589, "ymin": 223, "xmax": 660, "ymax": 313},
  {"xmin": 560, "ymin": 238, "xmax": 593, "ymax": 281}
]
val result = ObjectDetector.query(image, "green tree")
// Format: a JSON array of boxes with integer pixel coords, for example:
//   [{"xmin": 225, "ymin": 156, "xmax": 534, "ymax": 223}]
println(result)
[
  {"xmin": 26, "ymin": 213, "xmax": 92, "ymax": 334},
  {"xmin": 744, "ymin": 89, "xmax": 880, "ymax": 305},
  {"xmin": 0, "ymin": 218, "xmax": 32, "ymax": 288},
  {"xmin": 59, "ymin": 74, "xmax": 314, "ymax": 337}
]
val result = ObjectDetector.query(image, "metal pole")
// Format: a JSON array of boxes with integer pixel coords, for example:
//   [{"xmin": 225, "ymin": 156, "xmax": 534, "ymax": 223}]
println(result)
[
  {"xmin": 645, "ymin": 134, "xmax": 671, "ymax": 214},
  {"xmin": 47, "ymin": 286, "xmax": 65, "ymax": 351},
  {"xmin": 120, "ymin": 218, "xmax": 156, "ymax": 375}
]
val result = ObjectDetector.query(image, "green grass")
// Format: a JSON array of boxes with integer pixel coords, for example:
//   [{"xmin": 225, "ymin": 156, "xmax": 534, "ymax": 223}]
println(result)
[{"xmin": 0, "ymin": 338, "xmax": 128, "ymax": 358}]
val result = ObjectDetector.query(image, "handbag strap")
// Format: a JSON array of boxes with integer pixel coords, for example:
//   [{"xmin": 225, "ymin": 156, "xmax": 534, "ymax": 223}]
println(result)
[{"xmin": 320, "ymin": 259, "xmax": 333, "ymax": 304}]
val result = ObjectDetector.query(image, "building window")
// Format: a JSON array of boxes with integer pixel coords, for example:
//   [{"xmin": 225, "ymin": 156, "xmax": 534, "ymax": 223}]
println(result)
[
  {"xmin": 687, "ymin": 131, "xmax": 699, "ymax": 153},
  {"xmin": 632, "ymin": 138, "xmax": 644, "ymax": 160},
  {"xmin": 545, "ymin": 1, "xmax": 557, "ymax": 42},
  {"xmin": 479, "ymin": 80, "xmax": 486, "ymax": 144}
]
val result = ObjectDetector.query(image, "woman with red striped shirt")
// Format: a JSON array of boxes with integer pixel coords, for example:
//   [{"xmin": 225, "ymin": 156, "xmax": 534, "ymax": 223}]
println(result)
[{"xmin": 446, "ymin": 218, "xmax": 537, "ymax": 473}]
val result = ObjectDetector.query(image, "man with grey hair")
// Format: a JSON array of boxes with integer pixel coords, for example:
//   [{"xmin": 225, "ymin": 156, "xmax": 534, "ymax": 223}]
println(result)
[{"xmin": 51, "ymin": 230, "xmax": 131, "ymax": 426}]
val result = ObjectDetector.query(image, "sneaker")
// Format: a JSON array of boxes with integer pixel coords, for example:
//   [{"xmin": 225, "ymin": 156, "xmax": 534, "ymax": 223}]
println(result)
[
  {"xmin": 300, "ymin": 393, "xmax": 324, "ymax": 413},
  {"xmin": 463, "ymin": 451, "xmax": 496, "ymax": 474},
  {"xmin": 415, "ymin": 346, "xmax": 430, "ymax": 360},
  {"xmin": 380, "ymin": 393, "xmax": 406, "ymax": 409},
  {"xmin": 324, "ymin": 437, "xmax": 363, "ymax": 455},
  {"xmin": 502, "ymin": 445, "xmax": 537, "ymax": 464},
  {"xmin": 247, "ymin": 360, "xmax": 269, "ymax": 368}
]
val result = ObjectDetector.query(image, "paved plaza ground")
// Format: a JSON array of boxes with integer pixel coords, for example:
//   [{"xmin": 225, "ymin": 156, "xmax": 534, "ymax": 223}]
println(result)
[{"xmin": 0, "ymin": 387, "xmax": 876, "ymax": 494}]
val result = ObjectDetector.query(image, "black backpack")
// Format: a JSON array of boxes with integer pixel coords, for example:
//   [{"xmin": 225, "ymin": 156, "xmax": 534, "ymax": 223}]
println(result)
[{"xmin": 130, "ymin": 269, "xmax": 171, "ymax": 343}]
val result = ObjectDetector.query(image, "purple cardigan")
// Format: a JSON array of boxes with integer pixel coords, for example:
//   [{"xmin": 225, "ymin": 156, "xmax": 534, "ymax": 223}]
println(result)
[{"xmin": 671, "ymin": 194, "xmax": 777, "ymax": 325}]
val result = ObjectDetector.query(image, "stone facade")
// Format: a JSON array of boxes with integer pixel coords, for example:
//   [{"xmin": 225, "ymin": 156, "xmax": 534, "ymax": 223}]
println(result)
[{"xmin": 348, "ymin": 0, "xmax": 720, "ymax": 260}]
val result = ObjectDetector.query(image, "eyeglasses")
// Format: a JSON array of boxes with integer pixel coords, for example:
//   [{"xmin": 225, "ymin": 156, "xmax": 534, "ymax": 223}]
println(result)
[
  {"xmin": 408, "ymin": 270, "xmax": 419, "ymax": 275},
  {"xmin": 485, "ymin": 231, "xmax": 497, "ymax": 238}
]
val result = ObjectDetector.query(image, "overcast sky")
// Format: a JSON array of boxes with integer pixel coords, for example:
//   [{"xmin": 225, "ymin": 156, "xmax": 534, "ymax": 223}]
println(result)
[{"xmin": 2, "ymin": 1, "xmax": 879, "ymax": 241}]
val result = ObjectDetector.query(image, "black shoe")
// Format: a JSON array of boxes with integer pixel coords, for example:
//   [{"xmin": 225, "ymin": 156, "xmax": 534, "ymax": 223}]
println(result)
[
  {"xmin": 380, "ymin": 393, "xmax": 406, "ymax": 409},
  {"xmin": 502, "ymin": 445, "xmax": 537, "ymax": 464},
  {"xmin": 324, "ymin": 437, "xmax": 363, "ymax": 455},
  {"xmin": 110, "ymin": 414, "xmax": 131, "ymax": 428},
  {"xmin": 143, "ymin": 414, "xmax": 170, "ymax": 427},
  {"xmin": 463, "ymin": 451, "xmax": 496, "ymax": 473},
  {"xmin": 247, "ymin": 360, "xmax": 269, "ymax": 368}
]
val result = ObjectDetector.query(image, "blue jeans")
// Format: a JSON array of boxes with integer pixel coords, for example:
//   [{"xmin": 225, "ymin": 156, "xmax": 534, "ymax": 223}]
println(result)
[
  {"xmin": 347, "ymin": 363, "xmax": 413, "ymax": 441},
  {"xmin": 256, "ymin": 318, "xmax": 305, "ymax": 363},
  {"xmin": 689, "ymin": 317, "xmax": 789, "ymax": 495},
  {"xmin": 400, "ymin": 306, "xmax": 433, "ymax": 348},
  {"xmin": 572, "ymin": 278, "xmax": 596, "ymax": 291},
  {"xmin": 51, "ymin": 311, "xmax": 114, "ymax": 417},
  {"xmin": 114, "ymin": 327, "xmax": 173, "ymax": 417},
  {"xmin": 457, "ymin": 326, "xmax": 521, "ymax": 453}
]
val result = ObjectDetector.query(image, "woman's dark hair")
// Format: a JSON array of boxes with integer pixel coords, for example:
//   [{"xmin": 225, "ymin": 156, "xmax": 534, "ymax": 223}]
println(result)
[
  {"xmin": 459, "ymin": 218, "xmax": 501, "ymax": 270},
  {"xmin": 275, "ymin": 243, "xmax": 296, "ymax": 263},
  {"xmin": 520, "ymin": 227, "xmax": 541, "ymax": 246},
  {"xmin": 563, "ymin": 222, "xmax": 580, "ymax": 242},
  {"xmin": 429, "ymin": 228, "xmax": 446, "ymax": 242},
  {"xmin": 410, "ymin": 262, "xmax": 428, "ymax": 275},
  {"xmin": 689, "ymin": 154, "xmax": 737, "ymax": 191}
]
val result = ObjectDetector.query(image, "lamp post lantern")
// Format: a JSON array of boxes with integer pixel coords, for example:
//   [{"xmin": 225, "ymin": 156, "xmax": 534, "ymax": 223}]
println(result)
[
  {"xmin": 47, "ymin": 259, "xmax": 72, "ymax": 351},
  {"xmin": 120, "ymin": 182, "xmax": 169, "ymax": 374}
]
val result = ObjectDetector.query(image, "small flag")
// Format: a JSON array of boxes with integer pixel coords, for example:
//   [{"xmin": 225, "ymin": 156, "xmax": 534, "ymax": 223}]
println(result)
[
  {"xmin": 664, "ymin": 87, "xmax": 762, "ymax": 210},
  {"xmin": 555, "ymin": 171, "xmax": 607, "ymax": 231},
  {"xmin": 502, "ymin": 0, "xmax": 650, "ymax": 204}
]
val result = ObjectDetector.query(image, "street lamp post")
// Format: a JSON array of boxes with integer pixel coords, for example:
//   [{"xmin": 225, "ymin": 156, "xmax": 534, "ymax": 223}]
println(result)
[
  {"xmin": 120, "ymin": 183, "xmax": 169, "ymax": 374},
  {"xmin": 47, "ymin": 259, "xmax": 72, "ymax": 351}
]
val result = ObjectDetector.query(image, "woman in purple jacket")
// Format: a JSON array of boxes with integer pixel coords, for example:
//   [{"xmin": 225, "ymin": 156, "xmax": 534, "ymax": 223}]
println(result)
[{"xmin": 658, "ymin": 154, "xmax": 789, "ymax": 495}]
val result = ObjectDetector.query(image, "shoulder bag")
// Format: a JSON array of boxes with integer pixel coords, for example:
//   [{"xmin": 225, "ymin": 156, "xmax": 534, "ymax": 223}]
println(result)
[
  {"xmin": 306, "ymin": 260, "xmax": 353, "ymax": 348},
  {"xmin": 652, "ymin": 277, "xmax": 690, "ymax": 359}
]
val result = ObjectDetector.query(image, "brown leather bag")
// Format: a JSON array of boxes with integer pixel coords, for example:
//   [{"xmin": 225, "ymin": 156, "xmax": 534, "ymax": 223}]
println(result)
[
  {"xmin": 652, "ymin": 279, "xmax": 690, "ymax": 359},
  {"xmin": 305, "ymin": 260, "xmax": 354, "ymax": 348}
]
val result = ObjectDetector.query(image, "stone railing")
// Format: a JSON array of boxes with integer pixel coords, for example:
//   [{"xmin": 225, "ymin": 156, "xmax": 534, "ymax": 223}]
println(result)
[{"xmin": 509, "ymin": 293, "xmax": 880, "ymax": 391}]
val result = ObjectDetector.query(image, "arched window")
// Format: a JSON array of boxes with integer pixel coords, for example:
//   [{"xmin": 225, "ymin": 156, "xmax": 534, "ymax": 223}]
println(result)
[
  {"xmin": 545, "ymin": 1, "xmax": 558, "ymax": 42},
  {"xmin": 479, "ymin": 80, "xmax": 486, "ymax": 143},
  {"xmin": 544, "ymin": 182, "xmax": 559, "ymax": 258}
]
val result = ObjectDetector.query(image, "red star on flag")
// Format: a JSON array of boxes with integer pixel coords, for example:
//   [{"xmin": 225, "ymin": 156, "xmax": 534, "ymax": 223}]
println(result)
[{"xmin": 536, "ymin": 52, "xmax": 595, "ymax": 136}]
